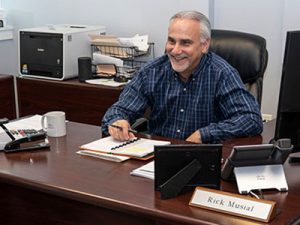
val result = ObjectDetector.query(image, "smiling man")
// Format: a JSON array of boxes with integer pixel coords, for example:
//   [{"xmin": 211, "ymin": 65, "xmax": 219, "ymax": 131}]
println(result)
[
  {"xmin": 166, "ymin": 15, "xmax": 210, "ymax": 82},
  {"xmin": 102, "ymin": 10, "xmax": 263, "ymax": 143}
]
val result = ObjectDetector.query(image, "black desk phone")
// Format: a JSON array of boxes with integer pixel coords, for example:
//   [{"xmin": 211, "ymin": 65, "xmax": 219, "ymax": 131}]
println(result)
[{"xmin": 0, "ymin": 118, "xmax": 49, "ymax": 153}]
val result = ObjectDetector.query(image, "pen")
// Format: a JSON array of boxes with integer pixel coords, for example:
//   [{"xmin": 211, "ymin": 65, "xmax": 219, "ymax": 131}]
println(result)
[{"xmin": 109, "ymin": 124, "xmax": 138, "ymax": 134}]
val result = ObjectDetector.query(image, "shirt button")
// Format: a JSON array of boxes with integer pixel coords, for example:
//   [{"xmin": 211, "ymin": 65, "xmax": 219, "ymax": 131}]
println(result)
[
  {"xmin": 192, "ymin": 78, "xmax": 195, "ymax": 81},
  {"xmin": 177, "ymin": 129, "xmax": 181, "ymax": 133},
  {"xmin": 180, "ymin": 109, "xmax": 184, "ymax": 113},
  {"xmin": 183, "ymin": 88, "xmax": 187, "ymax": 92}
]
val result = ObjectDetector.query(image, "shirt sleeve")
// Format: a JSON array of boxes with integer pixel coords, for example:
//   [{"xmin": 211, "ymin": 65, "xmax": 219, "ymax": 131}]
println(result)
[
  {"xmin": 101, "ymin": 71, "xmax": 149, "ymax": 135},
  {"xmin": 199, "ymin": 69, "xmax": 263, "ymax": 143}
]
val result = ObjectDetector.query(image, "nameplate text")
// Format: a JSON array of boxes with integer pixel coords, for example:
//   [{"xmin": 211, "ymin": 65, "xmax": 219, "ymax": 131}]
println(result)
[{"xmin": 189, "ymin": 187, "xmax": 276, "ymax": 222}]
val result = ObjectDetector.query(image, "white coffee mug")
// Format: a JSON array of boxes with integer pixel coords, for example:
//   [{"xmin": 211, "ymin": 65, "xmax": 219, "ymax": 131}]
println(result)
[{"xmin": 41, "ymin": 111, "xmax": 66, "ymax": 137}]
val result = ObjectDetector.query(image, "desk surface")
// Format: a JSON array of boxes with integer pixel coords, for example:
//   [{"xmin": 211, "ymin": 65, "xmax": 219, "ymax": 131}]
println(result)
[{"xmin": 0, "ymin": 121, "xmax": 299, "ymax": 225}]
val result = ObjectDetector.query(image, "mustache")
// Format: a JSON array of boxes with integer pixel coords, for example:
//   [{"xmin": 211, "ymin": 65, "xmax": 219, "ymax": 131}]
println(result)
[{"xmin": 167, "ymin": 53, "xmax": 188, "ymax": 60}]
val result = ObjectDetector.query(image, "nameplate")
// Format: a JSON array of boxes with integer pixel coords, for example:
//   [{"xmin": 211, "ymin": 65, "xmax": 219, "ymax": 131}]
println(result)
[{"xmin": 189, "ymin": 187, "xmax": 276, "ymax": 222}]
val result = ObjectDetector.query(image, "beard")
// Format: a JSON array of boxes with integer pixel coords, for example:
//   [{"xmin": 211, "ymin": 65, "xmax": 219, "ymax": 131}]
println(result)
[{"xmin": 168, "ymin": 53, "xmax": 190, "ymax": 74}]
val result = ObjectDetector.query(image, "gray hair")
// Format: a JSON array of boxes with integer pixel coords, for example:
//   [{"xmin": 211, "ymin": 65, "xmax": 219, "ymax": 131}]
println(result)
[{"xmin": 170, "ymin": 10, "xmax": 211, "ymax": 43}]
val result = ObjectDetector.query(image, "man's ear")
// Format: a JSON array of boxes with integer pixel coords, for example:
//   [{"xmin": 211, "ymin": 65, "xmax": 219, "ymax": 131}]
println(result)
[{"xmin": 201, "ymin": 39, "xmax": 210, "ymax": 54}]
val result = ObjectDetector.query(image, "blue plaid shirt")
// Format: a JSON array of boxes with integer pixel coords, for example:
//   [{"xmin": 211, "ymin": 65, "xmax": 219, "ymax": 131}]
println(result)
[{"xmin": 102, "ymin": 52, "xmax": 263, "ymax": 143}]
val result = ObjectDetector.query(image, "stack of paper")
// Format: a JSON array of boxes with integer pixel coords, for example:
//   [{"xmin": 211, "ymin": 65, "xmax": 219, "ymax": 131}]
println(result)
[
  {"xmin": 85, "ymin": 78, "xmax": 129, "ymax": 87},
  {"xmin": 5, "ymin": 115, "xmax": 43, "ymax": 130},
  {"xmin": 77, "ymin": 150, "xmax": 130, "ymax": 162},
  {"xmin": 119, "ymin": 34, "xmax": 149, "ymax": 52},
  {"xmin": 130, "ymin": 161, "xmax": 154, "ymax": 179}
]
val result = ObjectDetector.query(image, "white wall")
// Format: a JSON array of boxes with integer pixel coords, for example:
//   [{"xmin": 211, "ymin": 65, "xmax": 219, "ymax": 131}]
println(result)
[
  {"xmin": 0, "ymin": 0, "xmax": 210, "ymax": 75},
  {"xmin": 1, "ymin": 0, "xmax": 300, "ymax": 118},
  {"xmin": 213, "ymin": 0, "xmax": 286, "ymax": 118}
]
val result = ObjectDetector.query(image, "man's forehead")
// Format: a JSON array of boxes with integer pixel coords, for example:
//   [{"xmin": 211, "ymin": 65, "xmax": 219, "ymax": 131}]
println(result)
[{"xmin": 168, "ymin": 22, "xmax": 200, "ymax": 42}]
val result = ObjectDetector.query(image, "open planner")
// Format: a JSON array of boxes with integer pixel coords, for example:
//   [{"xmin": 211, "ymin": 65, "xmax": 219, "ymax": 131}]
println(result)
[{"xmin": 78, "ymin": 136, "xmax": 170, "ymax": 161}]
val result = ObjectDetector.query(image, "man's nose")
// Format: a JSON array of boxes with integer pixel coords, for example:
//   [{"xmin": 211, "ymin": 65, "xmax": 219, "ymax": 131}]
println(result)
[{"xmin": 171, "ymin": 43, "xmax": 182, "ymax": 54}]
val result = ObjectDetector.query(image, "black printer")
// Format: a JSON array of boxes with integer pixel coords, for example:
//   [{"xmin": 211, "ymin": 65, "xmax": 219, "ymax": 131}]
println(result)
[{"xmin": 19, "ymin": 24, "xmax": 105, "ymax": 80}]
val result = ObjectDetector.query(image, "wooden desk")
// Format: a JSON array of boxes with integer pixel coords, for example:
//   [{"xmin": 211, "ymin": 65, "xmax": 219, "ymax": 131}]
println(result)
[
  {"xmin": 0, "ymin": 74, "xmax": 16, "ymax": 119},
  {"xmin": 0, "ymin": 121, "xmax": 299, "ymax": 225},
  {"xmin": 16, "ymin": 77, "xmax": 122, "ymax": 125}
]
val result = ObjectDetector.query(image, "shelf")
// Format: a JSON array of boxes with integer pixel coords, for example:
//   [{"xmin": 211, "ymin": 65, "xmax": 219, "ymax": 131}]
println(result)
[{"xmin": 0, "ymin": 25, "xmax": 13, "ymax": 40}]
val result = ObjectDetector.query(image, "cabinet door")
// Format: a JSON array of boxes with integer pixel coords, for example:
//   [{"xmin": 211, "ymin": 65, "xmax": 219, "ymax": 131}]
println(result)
[
  {"xmin": 0, "ymin": 75, "xmax": 16, "ymax": 119},
  {"xmin": 17, "ymin": 77, "xmax": 122, "ymax": 125}
]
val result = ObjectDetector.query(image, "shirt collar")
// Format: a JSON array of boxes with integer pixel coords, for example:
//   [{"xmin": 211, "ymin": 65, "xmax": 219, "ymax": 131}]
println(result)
[{"xmin": 192, "ymin": 52, "xmax": 210, "ymax": 77}]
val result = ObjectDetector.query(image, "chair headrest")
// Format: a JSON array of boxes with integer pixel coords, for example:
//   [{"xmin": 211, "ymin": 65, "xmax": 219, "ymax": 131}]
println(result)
[{"xmin": 209, "ymin": 29, "xmax": 268, "ymax": 83}]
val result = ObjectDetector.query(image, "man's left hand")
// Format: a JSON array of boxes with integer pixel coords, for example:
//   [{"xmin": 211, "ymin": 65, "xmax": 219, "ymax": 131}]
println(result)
[{"xmin": 186, "ymin": 130, "xmax": 202, "ymax": 143}]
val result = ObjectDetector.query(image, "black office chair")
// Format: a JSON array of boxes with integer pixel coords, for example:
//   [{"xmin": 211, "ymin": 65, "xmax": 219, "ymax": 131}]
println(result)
[
  {"xmin": 132, "ymin": 29, "xmax": 268, "ymax": 132},
  {"xmin": 209, "ymin": 29, "xmax": 268, "ymax": 107}
]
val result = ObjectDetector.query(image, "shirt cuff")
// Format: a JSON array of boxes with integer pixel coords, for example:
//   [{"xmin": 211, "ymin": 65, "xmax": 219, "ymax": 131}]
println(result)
[
  {"xmin": 101, "ymin": 117, "xmax": 127, "ymax": 136},
  {"xmin": 199, "ymin": 127, "xmax": 211, "ymax": 143}
]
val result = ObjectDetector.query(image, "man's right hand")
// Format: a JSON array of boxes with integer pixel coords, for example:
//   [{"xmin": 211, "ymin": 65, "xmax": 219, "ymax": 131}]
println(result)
[{"xmin": 108, "ymin": 119, "xmax": 135, "ymax": 141}]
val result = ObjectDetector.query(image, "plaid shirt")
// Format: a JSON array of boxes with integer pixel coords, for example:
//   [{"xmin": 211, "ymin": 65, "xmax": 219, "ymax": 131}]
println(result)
[{"xmin": 102, "ymin": 52, "xmax": 263, "ymax": 143}]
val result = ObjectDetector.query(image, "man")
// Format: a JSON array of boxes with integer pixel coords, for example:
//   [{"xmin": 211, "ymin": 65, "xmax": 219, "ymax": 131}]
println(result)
[{"xmin": 102, "ymin": 10, "xmax": 263, "ymax": 143}]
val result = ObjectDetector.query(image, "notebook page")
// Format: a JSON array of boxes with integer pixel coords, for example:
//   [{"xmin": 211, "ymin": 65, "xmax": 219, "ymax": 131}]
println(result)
[
  {"xmin": 113, "ymin": 139, "xmax": 170, "ymax": 157},
  {"xmin": 80, "ymin": 136, "xmax": 170, "ymax": 158}
]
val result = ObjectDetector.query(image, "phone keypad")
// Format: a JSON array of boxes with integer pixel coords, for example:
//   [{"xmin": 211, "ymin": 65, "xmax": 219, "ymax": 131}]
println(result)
[{"xmin": 9, "ymin": 129, "xmax": 39, "ymax": 139}]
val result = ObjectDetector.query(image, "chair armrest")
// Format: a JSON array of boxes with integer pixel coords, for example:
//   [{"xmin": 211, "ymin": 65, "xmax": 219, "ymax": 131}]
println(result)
[{"xmin": 131, "ymin": 117, "xmax": 149, "ymax": 133}]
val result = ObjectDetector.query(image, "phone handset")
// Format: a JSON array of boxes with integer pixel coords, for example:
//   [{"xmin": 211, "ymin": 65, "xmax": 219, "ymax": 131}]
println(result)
[{"xmin": 4, "ymin": 132, "xmax": 47, "ymax": 151}]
